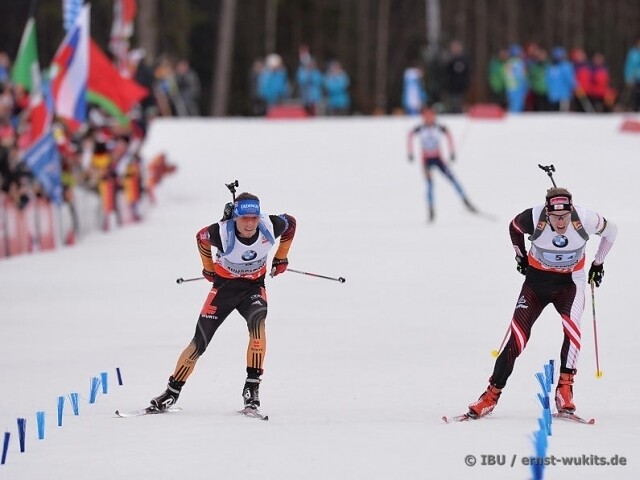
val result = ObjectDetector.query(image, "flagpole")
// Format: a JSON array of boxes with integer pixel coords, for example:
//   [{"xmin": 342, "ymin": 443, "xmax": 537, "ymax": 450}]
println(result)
[{"xmin": 28, "ymin": 0, "xmax": 38, "ymax": 18}]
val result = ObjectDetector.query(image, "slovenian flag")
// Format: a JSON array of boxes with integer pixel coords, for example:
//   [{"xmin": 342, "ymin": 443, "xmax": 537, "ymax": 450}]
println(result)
[{"xmin": 50, "ymin": 3, "xmax": 90, "ymax": 128}]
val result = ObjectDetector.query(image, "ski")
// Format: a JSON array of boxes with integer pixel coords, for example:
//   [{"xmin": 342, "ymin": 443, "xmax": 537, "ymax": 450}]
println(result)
[
  {"xmin": 553, "ymin": 411, "xmax": 595, "ymax": 425},
  {"xmin": 471, "ymin": 209, "xmax": 499, "ymax": 222},
  {"xmin": 442, "ymin": 413, "xmax": 478, "ymax": 423},
  {"xmin": 238, "ymin": 407, "xmax": 269, "ymax": 421},
  {"xmin": 115, "ymin": 406, "xmax": 183, "ymax": 418}
]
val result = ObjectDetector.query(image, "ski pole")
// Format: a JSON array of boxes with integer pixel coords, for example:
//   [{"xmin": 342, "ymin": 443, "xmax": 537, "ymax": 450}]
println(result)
[
  {"xmin": 491, "ymin": 323, "xmax": 511, "ymax": 358},
  {"xmin": 176, "ymin": 276, "xmax": 205, "ymax": 284},
  {"xmin": 287, "ymin": 268, "xmax": 346, "ymax": 283},
  {"xmin": 591, "ymin": 281, "xmax": 603, "ymax": 378}
]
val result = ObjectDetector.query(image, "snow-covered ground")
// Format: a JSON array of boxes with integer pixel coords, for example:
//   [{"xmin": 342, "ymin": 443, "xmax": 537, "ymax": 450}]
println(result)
[{"xmin": 1, "ymin": 113, "xmax": 638, "ymax": 479}]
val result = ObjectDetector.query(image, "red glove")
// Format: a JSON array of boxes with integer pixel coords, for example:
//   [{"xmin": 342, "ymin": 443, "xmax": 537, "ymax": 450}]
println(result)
[
  {"xmin": 202, "ymin": 269, "xmax": 215, "ymax": 282},
  {"xmin": 270, "ymin": 258, "xmax": 288, "ymax": 277}
]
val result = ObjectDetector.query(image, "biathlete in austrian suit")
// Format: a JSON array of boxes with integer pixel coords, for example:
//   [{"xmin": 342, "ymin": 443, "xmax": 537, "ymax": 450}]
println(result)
[
  {"xmin": 465, "ymin": 187, "xmax": 617, "ymax": 419},
  {"xmin": 491, "ymin": 198, "xmax": 617, "ymax": 388}
]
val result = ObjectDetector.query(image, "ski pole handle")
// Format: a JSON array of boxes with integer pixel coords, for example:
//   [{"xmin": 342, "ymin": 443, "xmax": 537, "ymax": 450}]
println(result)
[
  {"xmin": 287, "ymin": 268, "xmax": 346, "ymax": 283},
  {"xmin": 176, "ymin": 276, "xmax": 205, "ymax": 284}
]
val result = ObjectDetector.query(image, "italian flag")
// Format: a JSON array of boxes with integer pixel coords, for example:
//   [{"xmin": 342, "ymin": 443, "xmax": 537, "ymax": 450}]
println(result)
[{"xmin": 11, "ymin": 17, "xmax": 39, "ymax": 92}]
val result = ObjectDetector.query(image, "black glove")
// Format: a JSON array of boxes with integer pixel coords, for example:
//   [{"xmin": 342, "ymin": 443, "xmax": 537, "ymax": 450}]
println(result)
[
  {"xmin": 449, "ymin": 152, "xmax": 456, "ymax": 162},
  {"xmin": 270, "ymin": 257, "xmax": 288, "ymax": 277},
  {"xmin": 588, "ymin": 262, "xmax": 604, "ymax": 287},
  {"xmin": 515, "ymin": 255, "xmax": 528, "ymax": 276},
  {"xmin": 202, "ymin": 268, "xmax": 215, "ymax": 282},
  {"xmin": 407, "ymin": 153, "xmax": 414, "ymax": 162},
  {"xmin": 220, "ymin": 202, "xmax": 233, "ymax": 221}
]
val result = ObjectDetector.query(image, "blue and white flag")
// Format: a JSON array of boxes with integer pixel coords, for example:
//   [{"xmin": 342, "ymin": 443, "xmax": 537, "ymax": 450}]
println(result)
[
  {"xmin": 63, "ymin": 0, "xmax": 84, "ymax": 32},
  {"xmin": 23, "ymin": 132, "xmax": 63, "ymax": 205}
]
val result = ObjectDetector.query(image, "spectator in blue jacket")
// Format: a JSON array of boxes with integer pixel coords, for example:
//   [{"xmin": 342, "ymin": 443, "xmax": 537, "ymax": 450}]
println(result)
[
  {"xmin": 624, "ymin": 36, "xmax": 640, "ymax": 111},
  {"xmin": 504, "ymin": 44, "xmax": 528, "ymax": 113},
  {"xmin": 258, "ymin": 54, "xmax": 290, "ymax": 109},
  {"xmin": 402, "ymin": 66, "xmax": 428, "ymax": 115},
  {"xmin": 296, "ymin": 58, "xmax": 323, "ymax": 116},
  {"xmin": 323, "ymin": 61, "xmax": 351, "ymax": 116},
  {"xmin": 546, "ymin": 46, "xmax": 576, "ymax": 112}
]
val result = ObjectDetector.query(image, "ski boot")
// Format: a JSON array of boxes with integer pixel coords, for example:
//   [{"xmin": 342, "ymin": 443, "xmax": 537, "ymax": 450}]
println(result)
[
  {"xmin": 150, "ymin": 376, "xmax": 185, "ymax": 412},
  {"xmin": 555, "ymin": 372, "xmax": 576, "ymax": 413},
  {"xmin": 468, "ymin": 385, "xmax": 502, "ymax": 418},
  {"xmin": 242, "ymin": 367, "xmax": 263, "ymax": 410}
]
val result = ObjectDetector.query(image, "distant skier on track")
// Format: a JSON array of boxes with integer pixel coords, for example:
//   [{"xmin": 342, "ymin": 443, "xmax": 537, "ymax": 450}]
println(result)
[
  {"xmin": 149, "ymin": 191, "xmax": 296, "ymax": 418},
  {"xmin": 407, "ymin": 106, "xmax": 477, "ymax": 222},
  {"xmin": 465, "ymin": 186, "xmax": 617, "ymax": 420}
]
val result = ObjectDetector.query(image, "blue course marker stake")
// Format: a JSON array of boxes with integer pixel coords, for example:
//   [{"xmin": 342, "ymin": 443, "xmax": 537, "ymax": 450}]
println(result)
[
  {"xmin": 36, "ymin": 411, "xmax": 45, "ymax": 440},
  {"xmin": 89, "ymin": 377, "xmax": 100, "ymax": 404},
  {"xmin": 16, "ymin": 418, "xmax": 26, "ymax": 453},
  {"xmin": 69, "ymin": 392, "xmax": 79, "ymax": 415},
  {"xmin": 1, "ymin": 432, "xmax": 10, "ymax": 465},
  {"xmin": 57, "ymin": 396, "xmax": 65, "ymax": 427},
  {"xmin": 100, "ymin": 372, "xmax": 108, "ymax": 394}
]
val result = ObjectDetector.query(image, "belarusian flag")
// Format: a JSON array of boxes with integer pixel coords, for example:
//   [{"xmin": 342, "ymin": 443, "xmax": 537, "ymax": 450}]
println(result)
[
  {"xmin": 11, "ymin": 17, "xmax": 39, "ymax": 91},
  {"xmin": 88, "ymin": 39, "xmax": 148, "ymax": 124}
]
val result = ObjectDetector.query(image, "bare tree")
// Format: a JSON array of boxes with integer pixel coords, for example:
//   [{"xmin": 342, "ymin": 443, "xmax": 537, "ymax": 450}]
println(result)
[
  {"xmin": 356, "ymin": 0, "xmax": 372, "ymax": 113},
  {"xmin": 473, "ymin": 0, "xmax": 488, "ymax": 103},
  {"xmin": 211, "ymin": 0, "xmax": 237, "ymax": 116},
  {"xmin": 265, "ymin": 0, "xmax": 277, "ymax": 55},
  {"xmin": 137, "ymin": 0, "xmax": 158, "ymax": 62},
  {"xmin": 374, "ymin": 0, "xmax": 391, "ymax": 112}
]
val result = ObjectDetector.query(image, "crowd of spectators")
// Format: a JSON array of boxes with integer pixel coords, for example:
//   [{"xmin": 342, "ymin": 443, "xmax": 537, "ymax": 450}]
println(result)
[
  {"xmin": 0, "ymin": 48, "xmax": 180, "ymax": 258},
  {"xmin": 403, "ymin": 38, "xmax": 640, "ymax": 115},
  {"xmin": 249, "ymin": 44, "xmax": 351, "ymax": 117},
  {"xmin": 487, "ymin": 42, "xmax": 617, "ymax": 113}
]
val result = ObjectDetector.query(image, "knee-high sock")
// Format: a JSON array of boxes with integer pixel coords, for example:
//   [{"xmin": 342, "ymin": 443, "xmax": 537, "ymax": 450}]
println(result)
[
  {"xmin": 172, "ymin": 341, "xmax": 200, "ymax": 383},
  {"xmin": 247, "ymin": 318, "xmax": 266, "ymax": 371}
]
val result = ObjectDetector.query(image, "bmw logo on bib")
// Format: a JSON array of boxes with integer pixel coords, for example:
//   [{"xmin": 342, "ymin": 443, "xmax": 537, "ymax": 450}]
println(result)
[
  {"xmin": 242, "ymin": 250, "xmax": 258, "ymax": 261},
  {"xmin": 552, "ymin": 235, "xmax": 568, "ymax": 248}
]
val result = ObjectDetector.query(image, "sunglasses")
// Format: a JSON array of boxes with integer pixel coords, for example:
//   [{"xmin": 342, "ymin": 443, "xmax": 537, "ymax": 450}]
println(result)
[{"xmin": 548, "ymin": 212, "xmax": 571, "ymax": 220}]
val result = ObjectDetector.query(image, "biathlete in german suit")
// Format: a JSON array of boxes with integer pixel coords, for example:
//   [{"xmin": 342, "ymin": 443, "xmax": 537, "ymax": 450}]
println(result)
[
  {"xmin": 150, "ymin": 192, "xmax": 296, "ymax": 414},
  {"xmin": 467, "ymin": 187, "xmax": 617, "ymax": 418},
  {"xmin": 407, "ymin": 106, "xmax": 477, "ymax": 222}
]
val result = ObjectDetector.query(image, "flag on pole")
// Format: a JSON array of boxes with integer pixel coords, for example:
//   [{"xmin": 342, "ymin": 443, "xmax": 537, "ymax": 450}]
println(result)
[
  {"xmin": 11, "ymin": 17, "xmax": 39, "ymax": 91},
  {"xmin": 88, "ymin": 39, "xmax": 148, "ymax": 124},
  {"xmin": 50, "ymin": 3, "xmax": 90, "ymax": 127},
  {"xmin": 23, "ymin": 131, "xmax": 63, "ymax": 205},
  {"xmin": 23, "ymin": 79, "xmax": 63, "ymax": 205},
  {"xmin": 21, "ymin": 23, "xmax": 62, "ymax": 205},
  {"xmin": 110, "ymin": 0, "xmax": 137, "ymax": 75},
  {"xmin": 63, "ymin": 0, "xmax": 84, "ymax": 31}
]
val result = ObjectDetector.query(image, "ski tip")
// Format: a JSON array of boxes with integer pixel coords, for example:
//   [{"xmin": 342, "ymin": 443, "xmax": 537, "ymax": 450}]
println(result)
[
  {"xmin": 552, "ymin": 412, "xmax": 595, "ymax": 424},
  {"xmin": 238, "ymin": 408, "xmax": 269, "ymax": 421},
  {"xmin": 442, "ymin": 413, "xmax": 473, "ymax": 423}
]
